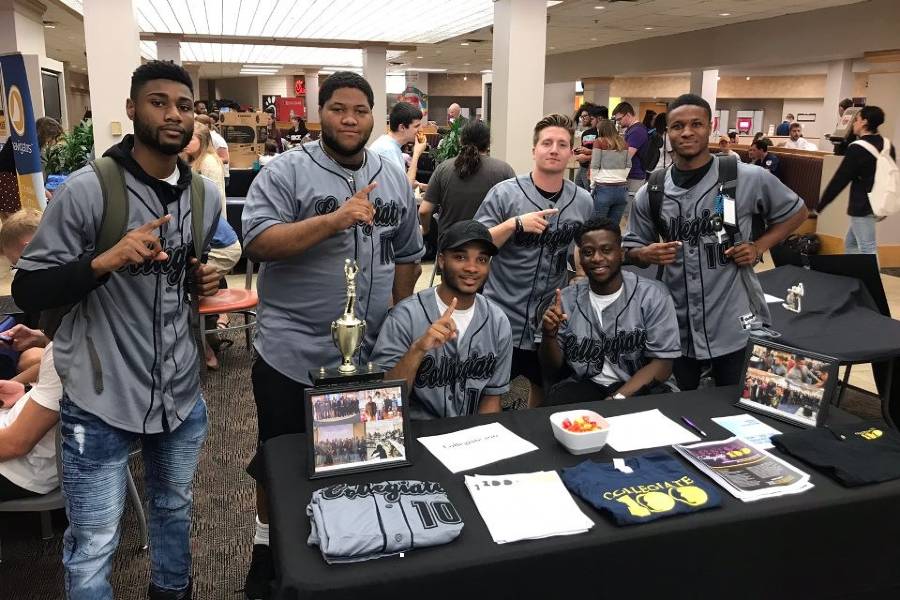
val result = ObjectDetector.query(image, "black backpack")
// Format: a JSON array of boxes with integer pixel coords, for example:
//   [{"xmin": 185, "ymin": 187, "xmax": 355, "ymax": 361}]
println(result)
[
  {"xmin": 638, "ymin": 127, "xmax": 664, "ymax": 172},
  {"xmin": 647, "ymin": 155, "xmax": 738, "ymax": 279}
]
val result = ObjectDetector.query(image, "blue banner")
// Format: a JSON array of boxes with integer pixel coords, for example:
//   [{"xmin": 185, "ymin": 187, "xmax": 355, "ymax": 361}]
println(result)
[{"xmin": 1, "ymin": 52, "xmax": 45, "ymax": 209}]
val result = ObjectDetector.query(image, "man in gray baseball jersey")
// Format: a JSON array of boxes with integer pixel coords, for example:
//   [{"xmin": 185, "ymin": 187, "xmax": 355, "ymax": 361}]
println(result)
[
  {"xmin": 540, "ymin": 218, "xmax": 680, "ymax": 405},
  {"xmin": 372, "ymin": 220, "xmax": 512, "ymax": 419},
  {"xmin": 623, "ymin": 94, "xmax": 807, "ymax": 390},
  {"xmin": 12, "ymin": 61, "xmax": 220, "ymax": 600},
  {"xmin": 240, "ymin": 71, "xmax": 424, "ymax": 599},
  {"xmin": 475, "ymin": 114, "xmax": 593, "ymax": 407}
]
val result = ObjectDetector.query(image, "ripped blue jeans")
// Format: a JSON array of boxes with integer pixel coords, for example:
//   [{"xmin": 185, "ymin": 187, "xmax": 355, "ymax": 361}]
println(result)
[{"xmin": 59, "ymin": 395, "xmax": 207, "ymax": 600}]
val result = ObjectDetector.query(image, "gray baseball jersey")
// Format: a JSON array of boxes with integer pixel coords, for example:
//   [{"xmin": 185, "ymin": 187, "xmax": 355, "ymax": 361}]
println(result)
[
  {"xmin": 623, "ymin": 158, "xmax": 803, "ymax": 359},
  {"xmin": 307, "ymin": 480, "xmax": 464, "ymax": 564},
  {"xmin": 371, "ymin": 288, "xmax": 513, "ymax": 419},
  {"xmin": 555, "ymin": 271, "xmax": 681, "ymax": 383},
  {"xmin": 16, "ymin": 164, "xmax": 221, "ymax": 434},
  {"xmin": 242, "ymin": 141, "xmax": 424, "ymax": 385},
  {"xmin": 475, "ymin": 174, "xmax": 593, "ymax": 350}
]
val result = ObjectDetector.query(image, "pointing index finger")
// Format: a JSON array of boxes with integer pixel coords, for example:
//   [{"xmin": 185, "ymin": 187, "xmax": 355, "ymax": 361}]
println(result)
[
  {"xmin": 537, "ymin": 208, "xmax": 559, "ymax": 217},
  {"xmin": 356, "ymin": 182, "xmax": 378, "ymax": 197},
  {"xmin": 139, "ymin": 214, "xmax": 172, "ymax": 232},
  {"xmin": 555, "ymin": 288, "xmax": 563, "ymax": 309},
  {"xmin": 442, "ymin": 297, "xmax": 457, "ymax": 320}
]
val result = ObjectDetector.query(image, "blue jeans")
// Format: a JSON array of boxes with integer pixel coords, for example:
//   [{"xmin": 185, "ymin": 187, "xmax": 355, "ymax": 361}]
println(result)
[
  {"xmin": 845, "ymin": 215, "xmax": 878, "ymax": 255},
  {"xmin": 592, "ymin": 185, "xmax": 628, "ymax": 225},
  {"xmin": 60, "ymin": 396, "xmax": 208, "ymax": 600}
]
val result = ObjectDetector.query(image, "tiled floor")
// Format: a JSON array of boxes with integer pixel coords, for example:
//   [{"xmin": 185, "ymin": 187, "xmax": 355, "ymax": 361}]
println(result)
[{"xmin": 3, "ymin": 254, "xmax": 898, "ymax": 393}]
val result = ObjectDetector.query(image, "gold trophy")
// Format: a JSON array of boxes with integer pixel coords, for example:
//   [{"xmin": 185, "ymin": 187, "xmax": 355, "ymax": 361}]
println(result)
[
  {"xmin": 333, "ymin": 259, "xmax": 365, "ymax": 374},
  {"xmin": 310, "ymin": 259, "xmax": 384, "ymax": 385}
]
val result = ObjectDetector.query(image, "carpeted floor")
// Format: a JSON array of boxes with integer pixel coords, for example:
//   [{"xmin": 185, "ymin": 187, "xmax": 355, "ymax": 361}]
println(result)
[{"xmin": 0, "ymin": 330, "xmax": 884, "ymax": 599}]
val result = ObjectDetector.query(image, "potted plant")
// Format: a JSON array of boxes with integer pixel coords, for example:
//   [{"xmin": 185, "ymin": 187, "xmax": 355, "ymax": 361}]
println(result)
[
  {"xmin": 433, "ymin": 117, "xmax": 463, "ymax": 163},
  {"xmin": 43, "ymin": 119, "xmax": 94, "ymax": 191}
]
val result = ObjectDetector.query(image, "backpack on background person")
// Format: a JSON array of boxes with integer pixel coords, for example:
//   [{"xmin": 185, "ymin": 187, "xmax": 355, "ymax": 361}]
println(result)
[
  {"xmin": 851, "ymin": 138, "xmax": 900, "ymax": 217},
  {"xmin": 639, "ymin": 128, "xmax": 664, "ymax": 173}
]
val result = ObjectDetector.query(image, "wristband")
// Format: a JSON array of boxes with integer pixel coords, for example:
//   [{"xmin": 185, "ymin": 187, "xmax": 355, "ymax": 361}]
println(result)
[{"xmin": 515, "ymin": 216, "xmax": 523, "ymax": 234}]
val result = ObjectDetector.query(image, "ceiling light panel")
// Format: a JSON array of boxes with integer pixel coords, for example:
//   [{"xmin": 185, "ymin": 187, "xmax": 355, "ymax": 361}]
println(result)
[
  {"xmin": 132, "ymin": 0, "xmax": 494, "ymax": 44},
  {"xmin": 141, "ymin": 41, "xmax": 401, "ymax": 68}
]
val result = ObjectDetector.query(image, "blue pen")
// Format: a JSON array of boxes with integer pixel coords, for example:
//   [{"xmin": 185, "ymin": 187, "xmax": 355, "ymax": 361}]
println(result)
[{"xmin": 681, "ymin": 416, "xmax": 707, "ymax": 437}]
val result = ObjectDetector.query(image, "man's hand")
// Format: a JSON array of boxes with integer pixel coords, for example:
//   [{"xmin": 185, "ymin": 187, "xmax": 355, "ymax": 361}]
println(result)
[
  {"xmin": 91, "ymin": 214, "xmax": 172, "ymax": 277},
  {"xmin": 634, "ymin": 241, "xmax": 681, "ymax": 265},
  {"xmin": 413, "ymin": 138, "xmax": 427, "ymax": 157},
  {"xmin": 519, "ymin": 208, "xmax": 559, "ymax": 235},
  {"xmin": 0, "ymin": 380, "xmax": 25, "ymax": 409},
  {"xmin": 2, "ymin": 324, "xmax": 49, "ymax": 352},
  {"xmin": 414, "ymin": 297, "xmax": 458, "ymax": 352},
  {"xmin": 541, "ymin": 288, "xmax": 568, "ymax": 339},
  {"xmin": 328, "ymin": 183, "xmax": 377, "ymax": 231},
  {"xmin": 190, "ymin": 258, "xmax": 220, "ymax": 297},
  {"xmin": 724, "ymin": 241, "xmax": 759, "ymax": 267}
]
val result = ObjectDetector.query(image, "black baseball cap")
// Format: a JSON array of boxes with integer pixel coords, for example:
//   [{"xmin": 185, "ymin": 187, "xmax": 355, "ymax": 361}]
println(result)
[{"xmin": 439, "ymin": 220, "xmax": 498, "ymax": 255}]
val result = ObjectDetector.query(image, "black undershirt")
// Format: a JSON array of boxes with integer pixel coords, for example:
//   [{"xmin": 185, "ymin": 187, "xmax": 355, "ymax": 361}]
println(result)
[
  {"xmin": 671, "ymin": 156, "xmax": 714, "ymax": 190},
  {"xmin": 531, "ymin": 175, "xmax": 563, "ymax": 203}
]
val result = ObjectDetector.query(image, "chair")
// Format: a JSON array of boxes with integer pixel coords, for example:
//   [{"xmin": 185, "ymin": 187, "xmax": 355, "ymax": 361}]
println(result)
[
  {"xmin": 0, "ymin": 428, "xmax": 149, "ymax": 561},
  {"xmin": 198, "ymin": 259, "xmax": 258, "ymax": 353}
]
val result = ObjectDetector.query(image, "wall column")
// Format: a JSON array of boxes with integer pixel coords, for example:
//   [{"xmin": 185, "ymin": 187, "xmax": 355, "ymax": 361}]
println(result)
[
  {"xmin": 689, "ymin": 69, "xmax": 718, "ymax": 118},
  {"xmin": 490, "ymin": 0, "xmax": 547, "ymax": 173},
  {"xmin": 582, "ymin": 77, "xmax": 612, "ymax": 109},
  {"xmin": 822, "ymin": 59, "xmax": 853, "ymax": 133},
  {"xmin": 156, "ymin": 37, "xmax": 181, "ymax": 65},
  {"xmin": 304, "ymin": 68, "xmax": 320, "ymax": 122},
  {"xmin": 83, "ymin": 0, "xmax": 141, "ymax": 155},
  {"xmin": 363, "ymin": 45, "xmax": 387, "ymax": 140}
]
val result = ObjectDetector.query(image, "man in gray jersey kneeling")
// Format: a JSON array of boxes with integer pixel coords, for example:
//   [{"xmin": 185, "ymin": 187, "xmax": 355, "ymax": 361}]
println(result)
[
  {"xmin": 540, "ymin": 218, "xmax": 680, "ymax": 405},
  {"xmin": 372, "ymin": 220, "xmax": 512, "ymax": 418}
]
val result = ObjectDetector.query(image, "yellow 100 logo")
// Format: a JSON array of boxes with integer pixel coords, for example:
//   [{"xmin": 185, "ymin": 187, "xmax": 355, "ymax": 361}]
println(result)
[{"xmin": 602, "ymin": 476, "xmax": 710, "ymax": 518}]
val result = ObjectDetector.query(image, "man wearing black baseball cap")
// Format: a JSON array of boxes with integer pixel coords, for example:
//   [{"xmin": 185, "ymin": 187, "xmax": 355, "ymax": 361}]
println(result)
[{"xmin": 371, "ymin": 220, "xmax": 512, "ymax": 418}]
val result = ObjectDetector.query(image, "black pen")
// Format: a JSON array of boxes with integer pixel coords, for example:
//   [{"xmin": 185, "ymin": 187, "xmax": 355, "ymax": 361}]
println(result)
[{"xmin": 681, "ymin": 416, "xmax": 707, "ymax": 437}]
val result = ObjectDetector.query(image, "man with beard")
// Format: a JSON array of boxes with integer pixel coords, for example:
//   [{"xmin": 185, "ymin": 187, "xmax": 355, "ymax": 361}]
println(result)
[
  {"xmin": 474, "ymin": 114, "xmax": 593, "ymax": 408},
  {"xmin": 12, "ymin": 60, "xmax": 221, "ymax": 600},
  {"xmin": 241, "ymin": 71, "xmax": 423, "ymax": 598},
  {"xmin": 539, "ymin": 218, "xmax": 680, "ymax": 404},
  {"xmin": 623, "ymin": 94, "xmax": 807, "ymax": 390},
  {"xmin": 372, "ymin": 220, "xmax": 512, "ymax": 419}
]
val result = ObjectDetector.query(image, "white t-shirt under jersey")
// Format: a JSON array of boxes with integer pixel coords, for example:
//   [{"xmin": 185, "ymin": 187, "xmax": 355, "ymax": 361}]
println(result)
[
  {"xmin": 0, "ymin": 344, "xmax": 62, "ymax": 494},
  {"xmin": 436, "ymin": 294, "xmax": 476, "ymax": 340},
  {"xmin": 589, "ymin": 286, "xmax": 624, "ymax": 387}
]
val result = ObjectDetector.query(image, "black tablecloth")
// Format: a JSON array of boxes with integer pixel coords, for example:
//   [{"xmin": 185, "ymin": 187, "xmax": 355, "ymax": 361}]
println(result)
[
  {"xmin": 225, "ymin": 168, "xmax": 258, "ymax": 197},
  {"xmin": 263, "ymin": 387, "xmax": 900, "ymax": 600}
]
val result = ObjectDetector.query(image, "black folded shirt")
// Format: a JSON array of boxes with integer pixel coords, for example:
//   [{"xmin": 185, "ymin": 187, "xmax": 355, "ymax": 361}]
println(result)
[{"xmin": 771, "ymin": 421, "xmax": 900, "ymax": 487}]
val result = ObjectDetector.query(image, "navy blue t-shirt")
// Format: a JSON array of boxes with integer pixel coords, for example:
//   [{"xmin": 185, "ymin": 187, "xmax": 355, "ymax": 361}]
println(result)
[{"xmin": 560, "ymin": 451, "xmax": 721, "ymax": 525}]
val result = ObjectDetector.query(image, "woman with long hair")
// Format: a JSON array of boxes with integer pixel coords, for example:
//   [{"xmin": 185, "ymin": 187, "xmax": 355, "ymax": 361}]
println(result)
[
  {"xmin": 419, "ymin": 121, "xmax": 515, "ymax": 241},
  {"xmin": 588, "ymin": 119, "xmax": 630, "ymax": 224},
  {"xmin": 182, "ymin": 123, "xmax": 226, "ymax": 212}
]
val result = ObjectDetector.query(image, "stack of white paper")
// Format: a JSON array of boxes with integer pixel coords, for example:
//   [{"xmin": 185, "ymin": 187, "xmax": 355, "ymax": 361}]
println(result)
[
  {"xmin": 605, "ymin": 409, "xmax": 700, "ymax": 452},
  {"xmin": 418, "ymin": 422, "xmax": 538, "ymax": 473},
  {"xmin": 711, "ymin": 414, "xmax": 782, "ymax": 450},
  {"xmin": 464, "ymin": 471, "xmax": 594, "ymax": 544}
]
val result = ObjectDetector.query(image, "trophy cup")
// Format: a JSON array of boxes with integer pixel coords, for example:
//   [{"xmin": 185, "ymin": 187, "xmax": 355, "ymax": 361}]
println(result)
[{"xmin": 309, "ymin": 259, "xmax": 384, "ymax": 385}]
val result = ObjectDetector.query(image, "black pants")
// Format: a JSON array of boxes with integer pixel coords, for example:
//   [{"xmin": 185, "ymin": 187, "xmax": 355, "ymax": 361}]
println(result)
[
  {"xmin": 545, "ymin": 379, "xmax": 623, "ymax": 407},
  {"xmin": 673, "ymin": 349, "xmax": 746, "ymax": 391},
  {"xmin": 0, "ymin": 472, "xmax": 40, "ymax": 501},
  {"xmin": 511, "ymin": 347, "xmax": 542, "ymax": 385},
  {"xmin": 246, "ymin": 357, "xmax": 309, "ymax": 481}
]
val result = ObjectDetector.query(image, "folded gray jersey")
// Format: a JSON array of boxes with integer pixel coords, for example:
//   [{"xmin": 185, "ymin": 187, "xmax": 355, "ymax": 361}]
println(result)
[{"xmin": 307, "ymin": 480, "xmax": 464, "ymax": 564}]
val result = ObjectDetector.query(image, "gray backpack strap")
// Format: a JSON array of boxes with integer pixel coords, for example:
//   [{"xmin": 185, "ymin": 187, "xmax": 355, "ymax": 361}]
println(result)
[
  {"xmin": 647, "ymin": 167, "xmax": 668, "ymax": 281},
  {"xmin": 91, "ymin": 157, "xmax": 130, "ymax": 254},
  {"xmin": 189, "ymin": 173, "xmax": 207, "ymax": 260}
]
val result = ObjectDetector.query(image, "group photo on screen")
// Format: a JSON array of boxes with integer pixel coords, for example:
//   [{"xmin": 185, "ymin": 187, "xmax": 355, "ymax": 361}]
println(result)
[
  {"xmin": 310, "ymin": 385, "xmax": 407, "ymax": 474},
  {"xmin": 741, "ymin": 344, "xmax": 834, "ymax": 426}
]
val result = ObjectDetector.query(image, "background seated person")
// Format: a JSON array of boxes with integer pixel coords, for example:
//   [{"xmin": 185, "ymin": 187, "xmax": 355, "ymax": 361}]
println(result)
[
  {"xmin": 0, "ymin": 342, "xmax": 62, "ymax": 500},
  {"xmin": 371, "ymin": 220, "xmax": 512, "ymax": 419},
  {"xmin": 783, "ymin": 123, "xmax": 818, "ymax": 151},
  {"xmin": 539, "ymin": 218, "xmax": 680, "ymax": 405},
  {"xmin": 0, "ymin": 209, "xmax": 49, "ymax": 383},
  {"xmin": 748, "ymin": 139, "xmax": 780, "ymax": 178}
]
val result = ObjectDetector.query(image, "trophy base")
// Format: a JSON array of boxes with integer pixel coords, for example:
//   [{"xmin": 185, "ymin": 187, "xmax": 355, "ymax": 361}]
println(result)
[{"xmin": 309, "ymin": 363, "xmax": 385, "ymax": 387}]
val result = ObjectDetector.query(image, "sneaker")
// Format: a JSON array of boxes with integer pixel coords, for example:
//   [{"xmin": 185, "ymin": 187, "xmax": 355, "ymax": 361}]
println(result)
[{"xmin": 244, "ymin": 544, "xmax": 275, "ymax": 600}]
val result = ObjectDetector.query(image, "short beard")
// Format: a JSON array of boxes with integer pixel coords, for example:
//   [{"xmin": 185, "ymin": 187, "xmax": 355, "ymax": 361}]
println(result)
[
  {"xmin": 322, "ymin": 127, "xmax": 370, "ymax": 159},
  {"xmin": 134, "ymin": 113, "xmax": 192, "ymax": 156}
]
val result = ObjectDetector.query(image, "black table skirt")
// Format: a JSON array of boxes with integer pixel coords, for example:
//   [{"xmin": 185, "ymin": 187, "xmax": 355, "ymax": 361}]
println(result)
[{"xmin": 263, "ymin": 387, "xmax": 900, "ymax": 600}]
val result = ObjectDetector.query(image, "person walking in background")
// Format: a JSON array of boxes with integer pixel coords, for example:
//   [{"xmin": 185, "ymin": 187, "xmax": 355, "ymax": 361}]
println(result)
[
  {"xmin": 36, "ymin": 117, "xmax": 64, "ymax": 182},
  {"xmin": 817, "ymin": 105, "xmax": 895, "ymax": 255},
  {"xmin": 776, "ymin": 114, "xmax": 794, "ymax": 136},
  {"xmin": 573, "ymin": 103, "xmax": 595, "ymax": 189},
  {"xmin": 589, "ymin": 119, "xmax": 630, "ymax": 224},
  {"xmin": 195, "ymin": 114, "xmax": 230, "ymax": 185},
  {"xmin": 573, "ymin": 105, "xmax": 606, "ymax": 191},
  {"xmin": 182, "ymin": 123, "xmax": 226, "ymax": 211},
  {"xmin": 611, "ymin": 102, "xmax": 650, "ymax": 194},
  {"xmin": 419, "ymin": 121, "xmax": 515, "ymax": 240},
  {"xmin": 651, "ymin": 112, "xmax": 673, "ymax": 171}
]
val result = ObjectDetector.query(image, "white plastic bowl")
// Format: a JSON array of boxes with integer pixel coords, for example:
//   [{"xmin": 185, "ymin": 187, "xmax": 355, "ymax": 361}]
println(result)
[{"xmin": 549, "ymin": 409, "xmax": 611, "ymax": 455}]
